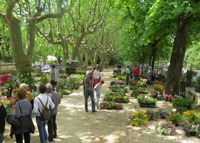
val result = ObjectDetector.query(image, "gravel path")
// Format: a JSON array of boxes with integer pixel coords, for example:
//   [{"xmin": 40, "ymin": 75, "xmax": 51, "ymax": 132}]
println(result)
[{"xmin": 3, "ymin": 69, "xmax": 200, "ymax": 143}]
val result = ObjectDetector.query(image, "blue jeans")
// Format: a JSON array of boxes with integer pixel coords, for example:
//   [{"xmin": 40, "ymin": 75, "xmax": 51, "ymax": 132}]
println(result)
[
  {"xmin": 36, "ymin": 116, "xmax": 48, "ymax": 143},
  {"xmin": 126, "ymin": 73, "xmax": 130, "ymax": 85},
  {"xmin": 95, "ymin": 94, "xmax": 100, "ymax": 109},
  {"xmin": 0, "ymin": 132, "xmax": 3, "ymax": 143},
  {"xmin": 85, "ymin": 90, "xmax": 95, "ymax": 111}
]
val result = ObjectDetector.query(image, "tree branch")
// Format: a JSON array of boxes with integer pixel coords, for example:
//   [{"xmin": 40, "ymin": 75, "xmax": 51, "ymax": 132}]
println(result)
[
  {"xmin": 36, "ymin": 26, "xmax": 62, "ymax": 45},
  {"xmin": 36, "ymin": 9, "xmax": 65, "ymax": 23},
  {"xmin": 5, "ymin": 0, "xmax": 19, "ymax": 21}
]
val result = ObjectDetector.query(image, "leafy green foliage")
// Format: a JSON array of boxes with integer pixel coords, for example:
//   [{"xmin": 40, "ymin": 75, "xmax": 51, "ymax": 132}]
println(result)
[{"xmin": 18, "ymin": 67, "xmax": 36, "ymax": 91}]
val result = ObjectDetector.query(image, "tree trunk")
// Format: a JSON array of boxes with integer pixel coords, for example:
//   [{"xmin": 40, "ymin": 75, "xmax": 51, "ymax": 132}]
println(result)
[
  {"xmin": 8, "ymin": 17, "xmax": 31, "ymax": 70},
  {"xmin": 25, "ymin": 20, "xmax": 36, "ymax": 63},
  {"xmin": 164, "ymin": 14, "xmax": 194, "ymax": 95},
  {"xmin": 104, "ymin": 56, "xmax": 111, "ymax": 69},
  {"xmin": 100, "ymin": 55, "xmax": 106, "ymax": 70},
  {"xmin": 61, "ymin": 40, "xmax": 69, "ymax": 66},
  {"xmin": 71, "ymin": 37, "xmax": 82, "ymax": 59},
  {"xmin": 76, "ymin": 50, "xmax": 88, "ymax": 71},
  {"xmin": 149, "ymin": 44, "xmax": 158, "ymax": 70},
  {"xmin": 89, "ymin": 51, "xmax": 98, "ymax": 69}
]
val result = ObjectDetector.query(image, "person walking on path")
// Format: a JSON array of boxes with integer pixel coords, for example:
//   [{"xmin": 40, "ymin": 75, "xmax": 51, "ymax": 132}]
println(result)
[
  {"xmin": 93, "ymin": 66, "xmax": 101, "ymax": 87},
  {"xmin": 12, "ymin": 88, "xmax": 35, "ymax": 143},
  {"xmin": 50, "ymin": 65, "xmax": 59, "ymax": 91},
  {"xmin": 94, "ymin": 80, "xmax": 104, "ymax": 110},
  {"xmin": 46, "ymin": 83, "xmax": 60, "ymax": 142},
  {"xmin": 147, "ymin": 67, "xmax": 153, "ymax": 86},
  {"xmin": 126, "ymin": 66, "xmax": 130, "ymax": 85},
  {"xmin": 0, "ymin": 102, "xmax": 7, "ymax": 143},
  {"xmin": 132, "ymin": 66, "xmax": 140, "ymax": 81},
  {"xmin": 83, "ymin": 71, "xmax": 90, "ymax": 99},
  {"xmin": 84, "ymin": 72, "xmax": 97, "ymax": 113},
  {"xmin": 33, "ymin": 85, "xmax": 55, "ymax": 143}
]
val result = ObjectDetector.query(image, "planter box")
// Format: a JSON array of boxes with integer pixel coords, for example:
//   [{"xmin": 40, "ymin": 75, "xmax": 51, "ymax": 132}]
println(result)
[{"xmin": 139, "ymin": 104, "xmax": 156, "ymax": 108}]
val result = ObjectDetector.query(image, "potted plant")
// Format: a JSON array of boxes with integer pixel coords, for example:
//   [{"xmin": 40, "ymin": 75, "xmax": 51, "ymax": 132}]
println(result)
[
  {"xmin": 100, "ymin": 101, "xmax": 109, "ymax": 109},
  {"xmin": 182, "ymin": 123, "xmax": 199, "ymax": 137},
  {"xmin": 103, "ymin": 95, "xmax": 113, "ymax": 102},
  {"xmin": 166, "ymin": 112, "xmax": 186, "ymax": 126},
  {"xmin": 127, "ymin": 111, "xmax": 148, "ymax": 127},
  {"xmin": 110, "ymin": 80, "xmax": 115, "ymax": 85},
  {"xmin": 115, "ymin": 103, "xmax": 123, "ymax": 109},
  {"xmin": 168, "ymin": 95, "xmax": 172, "ymax": 102},
  {"xmin": 163, "ymin": 95, "xmax": 168, "ymax": 101},
  {"xmin": 62, "ymin": 90, "xmax": 71, "ymax": 95},
  {"xmin": 155, "ymin": 122, "xmax": 176, "ymax": 135},
  {"xmin": 74, "ymin": 84, "xmax": 80, "ymax": 90}
]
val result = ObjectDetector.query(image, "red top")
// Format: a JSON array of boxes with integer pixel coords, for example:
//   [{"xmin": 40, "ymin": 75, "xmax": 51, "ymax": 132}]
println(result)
[{"xmin": 133, "ymin": 68, "xmax": 140, "ymax": 75}]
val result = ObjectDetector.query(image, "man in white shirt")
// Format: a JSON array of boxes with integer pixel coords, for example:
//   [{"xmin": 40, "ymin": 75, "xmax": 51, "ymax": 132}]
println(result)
[
  {"xmin": 33, "ymin": 85, "xmax": 55, "ymax": 143},
  {"xmin": 93, "ymin": 66, "xmax": 101, "ymax": 87}
]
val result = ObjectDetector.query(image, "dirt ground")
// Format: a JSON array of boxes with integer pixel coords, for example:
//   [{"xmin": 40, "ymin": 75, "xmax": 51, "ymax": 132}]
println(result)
[{"xmin": 3, "ymin": 68, "xmax": 200, "ymax": 143}]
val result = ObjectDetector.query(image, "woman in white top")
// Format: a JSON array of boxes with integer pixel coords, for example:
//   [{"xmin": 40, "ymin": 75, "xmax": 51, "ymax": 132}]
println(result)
[{"xmin": 93, "ymin": 66, "xmax": 101, "ymax": 87}]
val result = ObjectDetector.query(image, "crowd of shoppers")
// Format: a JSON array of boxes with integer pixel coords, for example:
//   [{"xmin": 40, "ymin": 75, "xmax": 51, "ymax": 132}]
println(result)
[{"xmin": 1, "ymin": 82, "xmax": 60, "ymax": 143}]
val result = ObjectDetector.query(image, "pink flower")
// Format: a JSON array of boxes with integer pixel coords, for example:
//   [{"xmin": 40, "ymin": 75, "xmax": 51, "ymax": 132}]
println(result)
[{"xmin": 0, "ymin": 80, "xmax": 2, "ymax": 85}]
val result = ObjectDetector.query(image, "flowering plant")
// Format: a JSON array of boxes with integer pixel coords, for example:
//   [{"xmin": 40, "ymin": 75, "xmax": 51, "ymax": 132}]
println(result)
[
  {"xmin": 155, "ymin": 122, "xmax": 176, "ymax": 135},
  {"xmin": 116, "ymin": 103, "xmax": 123, "ymax": 109},
  {"xmin": 138, "ymin": 82, "xmax": 147, "ymax": 87},
  {"xmin": 114, "ymin": 80, "xmax": 124, "ymax": 84},
  {"xmin": 153, "ymin": 82, "xmax": 164, "ymax": 92},
  {"xmin": 129, "ymin": 80, "xmax": 137, "ymax": 85},
  {"xmin": 168, "ymin": 95, "xmax": 172, "ymax": 101},
  {"xmin": 163, "ymin": 94, "xmax": 168, "ymax": 100},
  {"xmin": 0, "ymin": 74, "xmax": 9, "ymax": 84},
  {"xmin": 12, "ymin": 88, "xmax": 19, "ymax": 97},
  {"xmin": 127, "ymin": 111, "xmax": 148, "ymax": 127},
  {"xmin": 146, "ymin": 110, "xmax": 160, "ymax": 121},
  {"xmin": 183, "ymin": 110, "xmax": 200, "ymax": 124},
  {"xmin": 100, "ymin": 101, "xmax": 123, "ymax": 110},
  {"xmin": 100, "ymin": 101, "xmax": 109, "ymax": 109},
  {"xmin": 182, "ymin": 122, "xmax": 200, "ymax": 137},
  {"xmin": 103, "ymin": 95, "xmax": 113, "ymax": 102},
  {"xmin": 166, "ymin": 112, "xmax": 186, "ymax": 125}
]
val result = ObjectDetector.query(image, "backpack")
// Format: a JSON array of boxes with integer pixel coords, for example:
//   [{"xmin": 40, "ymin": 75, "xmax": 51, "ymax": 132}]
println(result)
[{"xmin": 37, "ymin": 96, "xmax": 51, "ymax": 121}]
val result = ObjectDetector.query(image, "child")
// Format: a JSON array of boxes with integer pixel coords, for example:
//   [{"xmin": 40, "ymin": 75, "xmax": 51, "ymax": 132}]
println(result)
[
  {"xmin": 126, "ymin": 65, "xmax": 130, "ymax": 85},
  {"xmin": 94, "ymin": 80, "xmax": 104, "ymax": 110}
]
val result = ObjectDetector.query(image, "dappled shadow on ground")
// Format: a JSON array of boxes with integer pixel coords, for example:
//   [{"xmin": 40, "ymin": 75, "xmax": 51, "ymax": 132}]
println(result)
[{"xmin": 3, "ymin": 68, "xmax": 200, "ymax": 143}]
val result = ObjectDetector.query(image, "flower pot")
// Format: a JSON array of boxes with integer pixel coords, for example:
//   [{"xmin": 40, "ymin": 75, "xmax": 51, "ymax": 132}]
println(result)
[
  {"xmin": 145, "ymin": 105, "xmax": 147, "ymax": 107},
  {"xmin": 189, "ymin": 131, "xmax": 196, "ymax": 136},
  {"xmin": 174, "ymin": 123, "xmax": 179, "ymax": 126}
]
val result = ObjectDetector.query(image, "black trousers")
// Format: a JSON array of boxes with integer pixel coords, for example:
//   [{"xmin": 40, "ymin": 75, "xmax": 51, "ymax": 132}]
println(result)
[
  {"xmin": 47, "ymin": 114, "xmax": 57, "ymax": 141},
  {"xmin": 15, "ymin": 132, "xmax": 30, "ymax": 143}
]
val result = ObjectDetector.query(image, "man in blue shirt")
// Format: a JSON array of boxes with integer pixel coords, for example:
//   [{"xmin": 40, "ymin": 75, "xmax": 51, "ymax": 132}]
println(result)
[
  {"xmin": 126, "ymin": 66, "xmax": 130, "ymax": 85},
  {"xmin": 84, "ymin": 72, "xmax": 96, "ymax": 113}
]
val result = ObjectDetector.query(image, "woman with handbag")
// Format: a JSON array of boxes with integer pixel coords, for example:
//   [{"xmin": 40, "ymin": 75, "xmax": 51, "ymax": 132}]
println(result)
[{"xmin": 12, "ymin": 88, "xmax": 35, "ymax": 143}]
